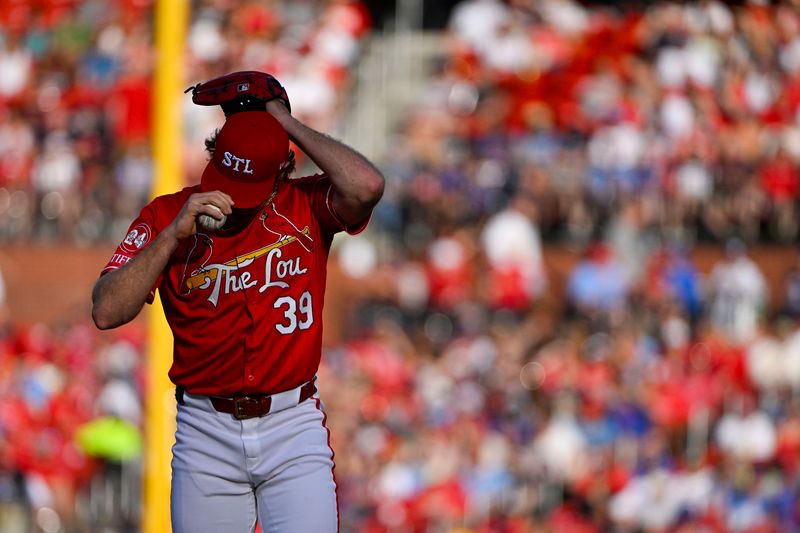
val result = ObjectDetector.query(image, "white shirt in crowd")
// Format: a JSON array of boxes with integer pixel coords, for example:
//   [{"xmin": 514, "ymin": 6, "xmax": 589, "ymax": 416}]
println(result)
[
  {"xmin": 708, "ymin": 253, "xmax": 767, "ymax": 343},
  {"xmin": 481, "ymin": 203, "xmax": 547, "ymax": 300}
]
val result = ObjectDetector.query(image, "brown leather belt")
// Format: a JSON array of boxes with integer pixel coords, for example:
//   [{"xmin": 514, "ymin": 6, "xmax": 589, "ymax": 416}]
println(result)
[{"xmin": 209, "ymin": 381, "xmax": 317, "ymax": 420}]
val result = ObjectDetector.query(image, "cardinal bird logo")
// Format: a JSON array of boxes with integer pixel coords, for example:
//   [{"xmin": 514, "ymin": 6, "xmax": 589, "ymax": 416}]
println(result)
[{"xmin": 262, "ymin": 204, "xmax": 313, "ymax": 252}]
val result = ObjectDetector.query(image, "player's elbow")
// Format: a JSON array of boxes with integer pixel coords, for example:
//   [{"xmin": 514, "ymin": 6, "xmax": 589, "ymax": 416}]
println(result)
[
  {"xmin": 367, "ymin": 171, "xmax": 385, "ymax": 203},
  {"xmin": 92, "ymin": 303, "xmax": 118, "ymax": 330},
  {"xmin": 91, "ymin": 283, "xmax": 125, "ymax": 330},
  {"xmin": 356, "ymin": 166, "xmax": 385, "ymax": 207},
  {"xmin": 92, "ymin": 310, "xmax": 112, "ymax": 330},
  {"xmin": 92, "ymin": 303, "xmax": 138, "ymax": 330}
]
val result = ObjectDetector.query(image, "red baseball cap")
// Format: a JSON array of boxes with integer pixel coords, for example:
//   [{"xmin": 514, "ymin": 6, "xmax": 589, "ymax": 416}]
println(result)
[{"xmin": 200, "ymin": 111, "xmax": 290, "ymax": 208}]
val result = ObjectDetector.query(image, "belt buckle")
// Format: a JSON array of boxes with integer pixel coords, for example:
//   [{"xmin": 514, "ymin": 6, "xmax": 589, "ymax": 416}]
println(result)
[{"xmin": 234, "ymin": 396, "xmax": 259, "ymax": 420}]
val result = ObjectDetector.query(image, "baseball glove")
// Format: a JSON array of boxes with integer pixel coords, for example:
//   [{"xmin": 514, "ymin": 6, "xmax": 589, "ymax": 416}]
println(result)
[{"xmin": 185, "ymin": 71, "xmax": 291, "ymax": 116}]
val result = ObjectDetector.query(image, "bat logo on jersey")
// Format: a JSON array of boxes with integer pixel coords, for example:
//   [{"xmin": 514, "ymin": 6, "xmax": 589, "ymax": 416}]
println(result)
[
  {"xmin": 121, "ymin": 223, "xmax": 151, "ymax": 253},
  {"xmin": 183, "ymin": 227, "xmax": 312, "ymax": 307}
]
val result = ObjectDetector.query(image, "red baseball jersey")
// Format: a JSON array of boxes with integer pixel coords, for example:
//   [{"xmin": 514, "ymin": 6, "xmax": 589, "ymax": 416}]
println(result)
[{"xmin": 101, "ymin": 175, "xmax": 367, "ymax": 396}]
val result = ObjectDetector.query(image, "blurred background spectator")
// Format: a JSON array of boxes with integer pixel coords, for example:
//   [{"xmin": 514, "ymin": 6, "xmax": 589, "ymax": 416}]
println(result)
[{"xmin": 3, "ymin": 0, "xmax": 800, "ymax": 531}]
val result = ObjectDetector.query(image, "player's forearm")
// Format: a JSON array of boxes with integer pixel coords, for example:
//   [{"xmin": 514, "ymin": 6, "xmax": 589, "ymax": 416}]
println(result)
[
  {"xmin": 92, "ymin": 227, "xmax": 180, "ymax": 329},
  {"xmin": 268, "ymin": 104, "xmax": 384, "ymax": 225}
]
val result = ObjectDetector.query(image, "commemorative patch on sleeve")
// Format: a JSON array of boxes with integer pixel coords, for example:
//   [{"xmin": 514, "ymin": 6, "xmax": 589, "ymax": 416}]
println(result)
[{"xmin": 121, "ymin": 223, "xmax": 152, "ymax": 253}]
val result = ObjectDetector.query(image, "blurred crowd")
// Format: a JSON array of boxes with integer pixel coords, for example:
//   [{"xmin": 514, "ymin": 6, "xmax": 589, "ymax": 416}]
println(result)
[
  {"xmin": 3, "ymin": 0, "xmax": 800, "ymax": 532},
  {"xmin": 375, "ymin": 0, "xmax": 800, "ymax": 248},
  {"xmin": 0, "ymin": 314, "xmax": 145, "ymax": 531},
  {"xmin": 326, "ymin": 1, "xmax": 800, "ymax": 530},
  {"xmin": 0, "ymin": 0, "xmax": 370, "ymax": 244},
  {"xmin": 324, "ymin": 234, "xmax": 800, "ymax": 532}
]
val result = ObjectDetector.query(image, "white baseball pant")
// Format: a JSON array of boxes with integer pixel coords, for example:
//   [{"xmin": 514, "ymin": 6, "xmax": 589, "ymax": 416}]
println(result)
[{"xmin": 170, "ymin": 390, "xmax": 338, "ymax": 533}]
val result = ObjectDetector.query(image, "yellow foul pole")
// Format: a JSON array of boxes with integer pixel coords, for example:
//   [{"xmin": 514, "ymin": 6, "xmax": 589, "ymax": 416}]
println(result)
[{"xmin": 146, "ymin": 0, "xmax": 188, "ymax": 531}]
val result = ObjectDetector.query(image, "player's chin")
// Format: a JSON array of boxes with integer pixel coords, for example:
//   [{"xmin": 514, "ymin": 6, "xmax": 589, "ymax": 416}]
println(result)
[
  {"xmin": 230, "ymin": 205, "xmax": 263, "ymax": 224},
  {"xmin": 221, "ymin": 205, "xmax": 264, "ymax": 232},
  {"xmin": 231, "ymin": 205, "xmax": 263, "ymax": 218}
]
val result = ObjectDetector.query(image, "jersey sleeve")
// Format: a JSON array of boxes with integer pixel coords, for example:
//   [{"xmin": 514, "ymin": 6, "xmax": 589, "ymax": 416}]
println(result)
[
  {"xmin": 100, "ymin": 202, "xmax": 162, "ymax": 304},
  {"xmin": 309, "ymin": 175, "xmax": 371, "ymax": 237}
]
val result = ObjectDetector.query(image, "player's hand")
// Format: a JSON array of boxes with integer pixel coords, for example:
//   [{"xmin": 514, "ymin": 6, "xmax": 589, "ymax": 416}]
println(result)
[
  {"xmin": 266, "ymin": 99, "xmax": 291, "ymax": 123},
  {"xmin": 168, "ymin": 191, "xmax": 234, "ymax": 239}
]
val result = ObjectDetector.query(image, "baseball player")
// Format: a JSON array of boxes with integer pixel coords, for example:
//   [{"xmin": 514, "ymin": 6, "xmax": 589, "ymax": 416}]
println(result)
[{"xmin": 91, "ymin": 72, "xmax": 384, "ymax": 533}]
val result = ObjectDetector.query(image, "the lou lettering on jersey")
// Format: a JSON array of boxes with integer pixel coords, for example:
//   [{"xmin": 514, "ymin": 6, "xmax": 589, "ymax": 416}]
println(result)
[{"xmin": 183, "ymin": 228, "xmax": 312, "ymax": 307}]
